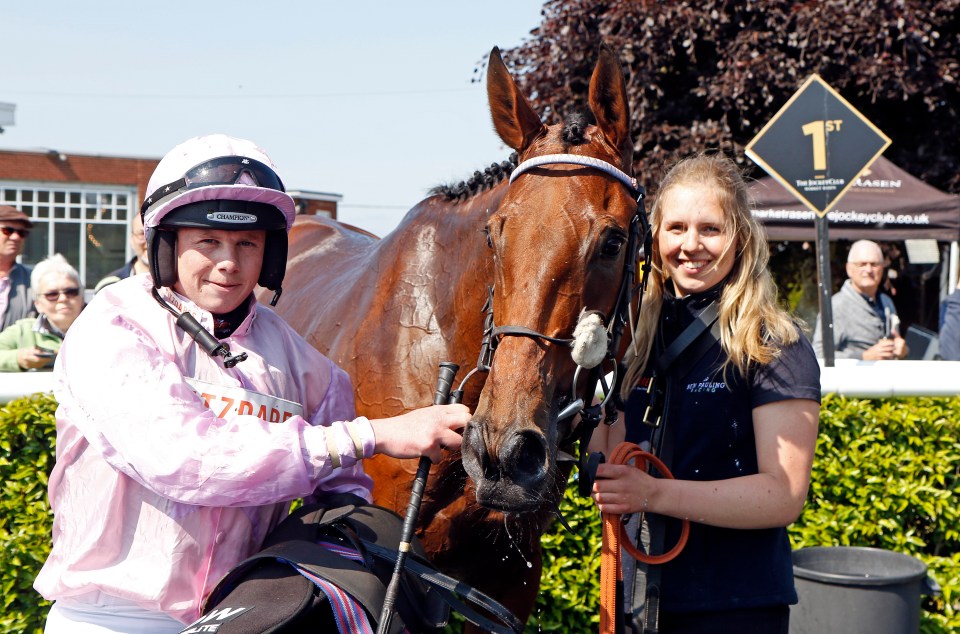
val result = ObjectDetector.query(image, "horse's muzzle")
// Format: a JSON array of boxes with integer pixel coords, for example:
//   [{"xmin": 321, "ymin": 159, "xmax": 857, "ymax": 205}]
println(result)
[{"xmin": 461, "ymin": 420, "xmax": 549, "ymax": 512}]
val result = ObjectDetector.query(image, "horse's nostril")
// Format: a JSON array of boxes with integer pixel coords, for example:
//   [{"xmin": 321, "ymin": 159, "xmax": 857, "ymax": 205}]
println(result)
[
  {"xmin": 499, "ymin": 430, "xmax": 547, "ymax": 488},
  {"xmin": 483, "ymin": 458, "xmax": 499, "ymax": 481},
  {"xmin": 462, "ymin": 420, "xmax": 499, "ymax": 482}
]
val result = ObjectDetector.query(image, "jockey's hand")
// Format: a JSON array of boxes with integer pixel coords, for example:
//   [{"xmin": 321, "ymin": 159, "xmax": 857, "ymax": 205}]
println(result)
[{"xmin": 370, "ymin": 404, "xmax": 471, "ymax": 462}]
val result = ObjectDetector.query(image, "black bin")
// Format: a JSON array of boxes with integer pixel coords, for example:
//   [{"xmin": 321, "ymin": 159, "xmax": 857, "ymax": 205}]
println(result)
[{"xmin": 790, "ymin": 546, "xmax": 936, "ymax": 634}]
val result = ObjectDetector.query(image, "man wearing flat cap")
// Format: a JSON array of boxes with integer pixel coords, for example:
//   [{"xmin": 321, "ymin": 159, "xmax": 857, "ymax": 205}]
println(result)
[{"xmin": 0, "ymin": 205, "xmax": 37, "ymax": 330}]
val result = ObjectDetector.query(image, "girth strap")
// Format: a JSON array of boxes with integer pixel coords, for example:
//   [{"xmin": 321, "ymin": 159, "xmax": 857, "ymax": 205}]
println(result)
[
  {"xmin": 363, "ymin": 542, "xmax": 524, "ymax": 634},
  {"xmin": 227, "ymin": 541, "xmax": 395, "ymax": 634}
]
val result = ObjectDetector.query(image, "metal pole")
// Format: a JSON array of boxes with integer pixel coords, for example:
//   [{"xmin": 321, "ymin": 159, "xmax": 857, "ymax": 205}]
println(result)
[
  {"xmin": 815, "ymin": 215, "xmax": 835, "ymax": 366},
  {"xmin": 376, "ymin": 361, "xmax": 460, "ymax": 634},
  {"xmin": 949, "ymin": 241, "xmax": 959, "ymax": 294}
]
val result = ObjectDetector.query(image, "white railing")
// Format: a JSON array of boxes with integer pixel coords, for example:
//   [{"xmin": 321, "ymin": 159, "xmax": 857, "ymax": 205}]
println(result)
[
  {"xmin": 819, "ymin": 359, "xmax": 960, "ymax": 398},
  {"xmin": 2, "ymin": 372, "xmax": 56, "ymax": 404},
  {"xmin": 4, "ymin": 361, "xmax": 960, "ymax": 405}
]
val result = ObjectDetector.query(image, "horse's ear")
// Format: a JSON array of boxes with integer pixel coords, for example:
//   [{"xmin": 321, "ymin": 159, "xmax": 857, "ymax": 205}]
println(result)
[
  {"xmin": 588, "ymin": 45, "xmax": 632, "ymax": 164},
  {"xmin": 487, "ymin": 46, "xmax": 546, "ymax": 151}
]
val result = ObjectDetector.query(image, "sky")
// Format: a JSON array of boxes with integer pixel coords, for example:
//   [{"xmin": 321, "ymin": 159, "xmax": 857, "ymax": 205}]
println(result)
[{"xmin": 0, "ymin": 1, "xmax": 546, "ymax": 238}]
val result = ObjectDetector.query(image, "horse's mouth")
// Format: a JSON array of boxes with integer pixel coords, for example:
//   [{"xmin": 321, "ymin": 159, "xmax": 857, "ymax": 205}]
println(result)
[
  {"xmin": 462, "ymin": 404, "xmax": 575, "ymax": 514},
  {"xmin": 473, "ymin": 478, "xmax": 544, "ymax": 513}
]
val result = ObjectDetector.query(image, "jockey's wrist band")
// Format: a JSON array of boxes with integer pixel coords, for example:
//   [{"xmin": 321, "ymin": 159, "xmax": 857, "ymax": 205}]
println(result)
[
  {"xmin": 346, "ymin": 422, "xmax": 366, "ymax": 459},
  {"xmin": 323, "ymin": 428, "xmax": 342, "ymax": 469}
]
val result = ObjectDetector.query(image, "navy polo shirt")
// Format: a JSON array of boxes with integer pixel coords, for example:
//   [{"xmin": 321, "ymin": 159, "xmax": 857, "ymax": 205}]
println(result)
[{"xmin": 624, "ymin": 286, "xmax": 821, "ymax": 613}]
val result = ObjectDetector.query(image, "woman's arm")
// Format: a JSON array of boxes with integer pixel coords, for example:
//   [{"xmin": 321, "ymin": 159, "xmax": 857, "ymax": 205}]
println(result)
[
  {"xmin": 0, "ymin": 321, "xmax": 29, "ymax": 371},
  {"xmin": 593, "ymin": 397, "xmax": 819, "ymax": 529}
]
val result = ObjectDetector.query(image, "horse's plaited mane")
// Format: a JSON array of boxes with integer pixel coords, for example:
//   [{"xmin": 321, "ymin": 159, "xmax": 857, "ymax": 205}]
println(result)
[
  {"xmin": 561, "ymin": 112, "xmax": 592, "ymax": 146},
  {"xmin": 431, "ymin": 110, "xmax": 595, "ymax": 201},
  {"xmin": 430, "ymin": 152, "xmax": 519, "ymax": 200}
]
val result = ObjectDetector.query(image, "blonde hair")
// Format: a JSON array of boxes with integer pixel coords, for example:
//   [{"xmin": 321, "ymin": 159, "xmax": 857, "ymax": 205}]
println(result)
[{"xmin": 620, "ymin": 153, "xmax": 800, "ymax": 398}]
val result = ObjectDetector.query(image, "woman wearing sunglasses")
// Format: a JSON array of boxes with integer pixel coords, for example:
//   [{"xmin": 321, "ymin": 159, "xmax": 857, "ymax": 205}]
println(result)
[{"xmin": 0, "ymin": 253, "xmax": 84, "ymax": 372}]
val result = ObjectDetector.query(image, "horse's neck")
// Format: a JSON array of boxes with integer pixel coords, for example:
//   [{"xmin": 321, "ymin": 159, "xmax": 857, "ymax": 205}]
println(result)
[
  {"xmin": 382, "ymin": 185, "xmax": 505, "ymax": 303},
  {"xmin": 374, "ymin": 185, "xmax": 505, "ymax": 379}
]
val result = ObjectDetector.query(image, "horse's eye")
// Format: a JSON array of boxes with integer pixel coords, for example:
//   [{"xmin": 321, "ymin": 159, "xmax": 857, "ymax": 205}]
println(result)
[
  {"xmin": 600, "ymin": 235, "xmax": 626, "ymax": 257},
  {"xmin": 484, "ymin": 229, "xmax": 494, "ymax": 249}
]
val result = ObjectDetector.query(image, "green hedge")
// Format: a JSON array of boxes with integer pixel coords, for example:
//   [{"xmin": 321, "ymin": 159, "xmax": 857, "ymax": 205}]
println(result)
[
  {"xmin": 789, "ymin": 395, "xmax": 960, "ymax": 634},
  {"xmin": 0, "ymin": 393, "xmax": 56, "ymax": 634},
  {"xmin": 3, "ymin": 393, "xmax": 959, "ymax": 633}
]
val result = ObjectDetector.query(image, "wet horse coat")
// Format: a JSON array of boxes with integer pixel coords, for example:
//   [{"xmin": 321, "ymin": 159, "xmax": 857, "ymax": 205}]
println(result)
[{"xmin": 271, "ymin": 47, "xmax": 638, "ymax": 627}]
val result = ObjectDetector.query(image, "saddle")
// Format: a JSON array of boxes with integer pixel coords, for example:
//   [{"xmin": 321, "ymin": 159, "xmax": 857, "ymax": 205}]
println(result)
[{"xmin": 179, "ymin": 494, "xmax": 523, "ymax": 634}]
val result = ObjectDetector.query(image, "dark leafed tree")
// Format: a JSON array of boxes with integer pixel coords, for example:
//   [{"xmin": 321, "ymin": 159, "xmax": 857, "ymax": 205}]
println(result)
[{"xmin": 497, "ymin": 0, "xmax": 959, "ymax": 196}]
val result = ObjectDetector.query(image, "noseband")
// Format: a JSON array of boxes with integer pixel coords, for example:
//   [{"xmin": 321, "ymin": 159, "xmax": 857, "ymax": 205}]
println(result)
[{"xmin": 457, "ymin": 153, "xmax": 652, "ymax": 453}]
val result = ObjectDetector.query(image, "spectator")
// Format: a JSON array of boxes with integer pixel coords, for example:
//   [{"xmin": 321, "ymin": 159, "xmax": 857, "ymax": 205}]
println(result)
[
  {"xmin": 939, "ymin": 284, "xmax": 960, "ymax": 361},
  {"xmin": 0, "ymin": 254, "xmax": 84, "ymax": 371},
  {"xmin": 94, "ymin": 213, "xmax": 149, "ymax": 292},
  {"xmin": 813, "ymin": 239, "xmax": 908, "ymax": 360},
  {"xmin": 0, "ymin": 205, "xmax": 36, "ymax": 330}
]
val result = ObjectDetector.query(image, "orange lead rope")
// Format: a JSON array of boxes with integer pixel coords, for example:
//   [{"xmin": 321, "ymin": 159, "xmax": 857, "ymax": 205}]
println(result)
[{"xmin": 600, "ymin": 442, "xmax": 690, "ymax": 634}]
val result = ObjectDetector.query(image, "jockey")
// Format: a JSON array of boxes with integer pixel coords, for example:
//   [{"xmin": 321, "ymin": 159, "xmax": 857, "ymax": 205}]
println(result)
[{"xmin": 34, "ymin": 134, "xmax": 470, "ymax": 633}]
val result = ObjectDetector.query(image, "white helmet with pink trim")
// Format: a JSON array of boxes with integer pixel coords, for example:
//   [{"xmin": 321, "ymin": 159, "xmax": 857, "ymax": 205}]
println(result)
[{"xmin": 141, "ymin": 134, "xmax": 296, "ymax": 299}]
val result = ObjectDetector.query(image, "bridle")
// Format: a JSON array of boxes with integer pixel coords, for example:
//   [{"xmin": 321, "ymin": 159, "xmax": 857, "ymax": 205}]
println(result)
[{"xmin": 454, "ymin": 153, "xmax": 653, "ymax": 465}]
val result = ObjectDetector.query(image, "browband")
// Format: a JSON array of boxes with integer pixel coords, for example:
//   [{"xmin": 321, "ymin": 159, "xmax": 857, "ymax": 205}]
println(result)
[{"xmin": 508, "ymin": 153, "xmax": 639, "ymax": 194}]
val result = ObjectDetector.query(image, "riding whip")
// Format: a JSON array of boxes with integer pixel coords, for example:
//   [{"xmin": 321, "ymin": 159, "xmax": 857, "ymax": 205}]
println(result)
[{"xmin": 377, "ymin": 361, "xmax": 460, "ymax": 634}]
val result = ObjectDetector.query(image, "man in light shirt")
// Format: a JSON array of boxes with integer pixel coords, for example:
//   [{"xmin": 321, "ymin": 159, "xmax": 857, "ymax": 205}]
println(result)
[{"xmin": 813, "ymin": 239, "xmax": 908, "ymax": 360}]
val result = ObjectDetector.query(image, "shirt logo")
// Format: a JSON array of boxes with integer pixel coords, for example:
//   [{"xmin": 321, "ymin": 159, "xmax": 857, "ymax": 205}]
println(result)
[
  {"xmin": 686, "ymin": 377, "xmax": 726, "ymax": 394},
  {"xmin": 207, "ymin": 212, "xmax": 258, "ymax": 224}
]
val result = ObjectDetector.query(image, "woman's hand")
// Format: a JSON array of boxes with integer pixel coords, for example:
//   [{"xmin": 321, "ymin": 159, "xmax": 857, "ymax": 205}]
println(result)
[
  {"xmin": 592, "ymin": 462, "xmax": 660, "ymax": 515},
  {"xmin": 17, "ymin": 347, "xmax": 55, "ymax": 370},
  {"xmin": 370, "ymin": 404, "xmax": 471, "ymax": 462}
]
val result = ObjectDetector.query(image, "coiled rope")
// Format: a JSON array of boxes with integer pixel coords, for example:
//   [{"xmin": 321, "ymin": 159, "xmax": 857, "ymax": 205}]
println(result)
[{"xmin": 600, "ymin": 442, "xmax": 690, "ymax": 634}]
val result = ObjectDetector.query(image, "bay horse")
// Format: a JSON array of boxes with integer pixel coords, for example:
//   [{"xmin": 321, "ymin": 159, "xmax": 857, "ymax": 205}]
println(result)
[{"xmin": 271, "ymin": 46, "xmax": 641, "ymax": 629}]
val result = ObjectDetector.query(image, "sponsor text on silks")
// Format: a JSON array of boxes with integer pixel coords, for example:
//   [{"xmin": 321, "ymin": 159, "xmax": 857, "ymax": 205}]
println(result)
[{"xmin": 186, "ymin": 378, "xmax": 303, "ymax": 423}]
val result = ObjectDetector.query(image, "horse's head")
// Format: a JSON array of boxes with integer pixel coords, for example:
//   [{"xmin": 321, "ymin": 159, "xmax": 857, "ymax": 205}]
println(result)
[{"xmin": 461, "ymin": 46, "xmax": 639, "ymax": 513}]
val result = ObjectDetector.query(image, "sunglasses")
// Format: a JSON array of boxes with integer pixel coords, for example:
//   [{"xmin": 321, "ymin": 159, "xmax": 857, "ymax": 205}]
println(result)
[
  {"xmin": 1, "ymin": 226, "xmax": 30, "ymax": 238},
  {"xmin": 41, "ymin": 287, "xmax": 81, "ymax": 302},
  {"xmin": 141, "ymin": 156, "xmax": 286, "ymax": 215}
]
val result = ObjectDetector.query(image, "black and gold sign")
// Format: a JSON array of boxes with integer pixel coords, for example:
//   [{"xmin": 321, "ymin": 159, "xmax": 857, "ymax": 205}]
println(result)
[{"xmin": 745, "ymin": 74, "xmax": 891, "ymax": 217}]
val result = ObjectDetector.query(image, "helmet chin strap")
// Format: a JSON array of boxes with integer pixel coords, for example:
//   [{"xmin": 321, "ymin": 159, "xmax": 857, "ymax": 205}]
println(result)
[{"xmin": 151, "ymin": 288, "xmax": 248, "ymax": 368}]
